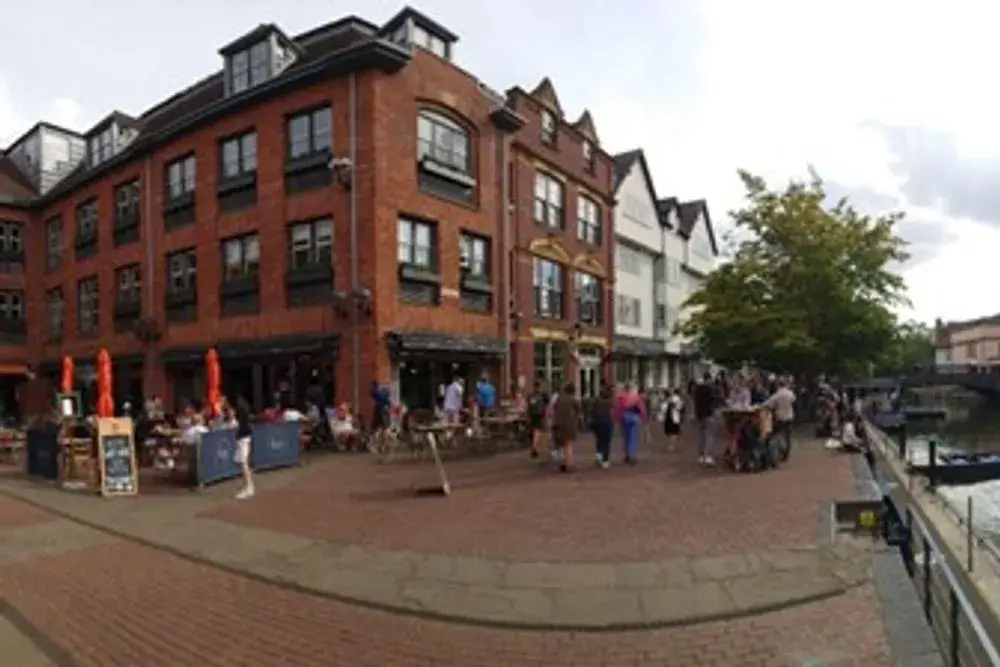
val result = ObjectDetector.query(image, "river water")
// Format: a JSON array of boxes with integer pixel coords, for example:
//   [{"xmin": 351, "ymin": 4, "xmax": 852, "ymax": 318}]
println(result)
[{"xmin": 901, "ymin": 389, "xmax": 1000, "ymax": 537}]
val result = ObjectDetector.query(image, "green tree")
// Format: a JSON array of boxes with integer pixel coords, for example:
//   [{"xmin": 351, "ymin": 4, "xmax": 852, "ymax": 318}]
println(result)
[
  {"xmin": 874, "ymin": 320, "xmax": 935, "ymax": 375},
  {"xmin": 679, "ymin": 170, "xmax": 910, "ymax": 379}
]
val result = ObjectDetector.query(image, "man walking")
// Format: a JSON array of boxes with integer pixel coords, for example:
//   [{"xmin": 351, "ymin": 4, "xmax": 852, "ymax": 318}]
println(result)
[
  {"xmin": 693, "ymin": 372, "xmax": 718, "ymax": 465},
  {"xmin": 763, "ymin": 378, "xmax": 796, "ymax": 461}
]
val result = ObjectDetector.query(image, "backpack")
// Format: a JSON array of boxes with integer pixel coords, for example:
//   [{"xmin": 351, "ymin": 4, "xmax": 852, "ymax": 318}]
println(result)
[{"xmin": 529, "ymin": 393, "xmax": 547, "ymax": 420}]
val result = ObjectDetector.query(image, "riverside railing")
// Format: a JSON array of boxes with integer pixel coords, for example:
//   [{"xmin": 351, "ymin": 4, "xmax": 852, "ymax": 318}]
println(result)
[{"xmin": 867, "ymin": 421, "xmax": 1000, "ymax": 667}]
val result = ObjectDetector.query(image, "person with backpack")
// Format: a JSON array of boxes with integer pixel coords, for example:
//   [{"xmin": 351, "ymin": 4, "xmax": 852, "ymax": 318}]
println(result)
[{"xmin": 527, "ymin": 382, "xmax": 549, "ymax": 460}]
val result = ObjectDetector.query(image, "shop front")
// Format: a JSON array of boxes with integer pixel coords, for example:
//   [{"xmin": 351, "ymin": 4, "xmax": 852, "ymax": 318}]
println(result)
[
  {"xmin": 386, "ymin": 331, "xmax": 506, "ymax": 414},
  {"xmin": 612, "ymin": 335, "xmax": 666, "ymax": 391},
  {"xmin": 161, "ymin": 333, "xmax": 340, "ymax": 412}
]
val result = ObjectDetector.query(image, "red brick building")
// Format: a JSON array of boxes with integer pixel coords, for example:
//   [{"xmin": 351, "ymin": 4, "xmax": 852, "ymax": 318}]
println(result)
[
  {"xmin": 506, "ymin": 79, "xmax": 616, "ymax": 398},
  {"xmin": 0, "ymin": 8, "xmax": 525, "ymax": 416}
]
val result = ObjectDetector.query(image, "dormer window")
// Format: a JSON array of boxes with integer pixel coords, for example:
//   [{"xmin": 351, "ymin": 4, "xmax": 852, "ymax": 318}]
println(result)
[
  {"xmin": 412, "ymin": 25, "xmax": 448, "ymax": 58},
  {"xmin": 89, "ymin": 128, "xmax": 114, "ymax": 168},
  {"xmin": 541, "ymin": 110, "xmax": 557, "ymax": 145},
  {"xmin": 221, "ymin": 25, "xmax": 301, "ymax": 97},
  {"xmin": 230, "ymin": 41, "xmax": 270, "ymax": 94}
]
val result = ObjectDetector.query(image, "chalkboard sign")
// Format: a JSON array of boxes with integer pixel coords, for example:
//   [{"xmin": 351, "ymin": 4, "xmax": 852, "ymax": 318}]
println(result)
[{"xmin": 97, "ymin": 417, "xmax": 138, "ymax": 497}]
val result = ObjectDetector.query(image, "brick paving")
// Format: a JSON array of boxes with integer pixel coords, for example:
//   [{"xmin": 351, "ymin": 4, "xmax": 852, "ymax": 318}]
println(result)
[
  {"xmin": 0, "ymin": 493, "xmax": 56, "ymax": 529},
  {"xmin": 0, "ymin": 535, "xmax": 892, "ymax": 667},
  {"xmin": 204, "ymin": 432, "xmax": 855, "ymax": 561}
]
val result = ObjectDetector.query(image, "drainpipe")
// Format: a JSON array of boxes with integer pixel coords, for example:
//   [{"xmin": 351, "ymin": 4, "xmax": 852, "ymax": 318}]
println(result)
[
  {"xmin": 499, "ymin": 129, "xmax": 511, "ymax": 391},
  {"xmin": 349, "ymin": 72, "xmax": 360, "ymax": 412},
  {"xmin": 143, "ymin": 156, "xmax": 153, "ymax": 314}
]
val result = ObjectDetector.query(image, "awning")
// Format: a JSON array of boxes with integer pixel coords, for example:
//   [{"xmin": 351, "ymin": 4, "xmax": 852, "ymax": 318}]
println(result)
[
  {"xmin": 162, "ymin": 333, "xmax": 341, "ymax": 365},
  {"xmin": 611, "ymin": 335, "xmax": 664, "ymax": 359},
  {"xmin": 386, "ymin": 331, "xmax": 506, "ymax": 358},
  {"xmin": 0, "ymin": 362, "xmax": 26, "ymax": 375}
]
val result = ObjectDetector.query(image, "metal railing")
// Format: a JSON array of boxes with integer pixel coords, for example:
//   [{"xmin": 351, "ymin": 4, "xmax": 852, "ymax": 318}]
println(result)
[{"xmin": 868, "ymin": 423, "xmax": 1000, "ymax": 667}]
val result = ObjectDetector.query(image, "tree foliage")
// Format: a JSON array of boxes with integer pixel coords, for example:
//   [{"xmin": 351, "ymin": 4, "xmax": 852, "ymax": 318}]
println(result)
[
  {"xmin": 679, "ymin": 170, "xmax": 910, "ymax": 379},
  {"xmin": 873, "ymin": 320, "xmax": 935, "ymax": 376}
]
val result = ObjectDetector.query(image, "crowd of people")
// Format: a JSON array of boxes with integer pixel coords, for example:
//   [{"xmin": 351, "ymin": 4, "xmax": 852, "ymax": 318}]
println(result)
[{"xmin": 518, "ymin": 370, "xmax": 804, "ymax": 473}]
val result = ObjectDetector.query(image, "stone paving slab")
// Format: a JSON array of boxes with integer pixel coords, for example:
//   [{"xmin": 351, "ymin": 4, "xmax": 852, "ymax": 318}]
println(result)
[
  {"xmin": 0, "ymin": 615, "xmax": 55, "ymax": 667},
  {"xmin": 0, "ymin": 479, "xmax": 875, "ymax": 630}
]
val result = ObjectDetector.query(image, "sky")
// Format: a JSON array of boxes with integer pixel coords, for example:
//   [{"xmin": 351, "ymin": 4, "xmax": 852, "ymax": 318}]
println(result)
[{"xmin": 0, "ymin": 0, "xmax": 996, "ymax": 326}]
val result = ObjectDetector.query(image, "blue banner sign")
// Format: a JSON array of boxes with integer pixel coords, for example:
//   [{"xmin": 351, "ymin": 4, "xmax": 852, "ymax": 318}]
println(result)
[
  {"xmin": 250, "ymin": 422, "xmax": 301, "ymax": 472},
  {"xmin": 197, "ymin": 429, "xmax": 241, "ymax": 486}
]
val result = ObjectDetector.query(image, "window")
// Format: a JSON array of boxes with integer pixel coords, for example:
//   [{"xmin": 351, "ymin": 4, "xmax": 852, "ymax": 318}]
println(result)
[
  {"xmin": 47, "ymin": 288, "xmax": 64, "ymax": 339},
  {"xmin": 45, "ymin": 217, "xmax": 62, "ymax": 270},
  {"xmin": 655, "ymin": 304, "xmax": 667, "ymax": 330},
  {"xmin": 540, "ymin": 110, "xmax": 556, "ymax": 145},
  {"xmin": 616, "ymin": 244, "xmax": 641, "ymax": 275},
  {"xmin": 582, "ymin": 139, "xmax": 594, "ymax": 169},
  {"xmin": 221, "ymin": 132, "xmax": 258, "ymax": 179},
  {"xmin": 534, "ymin": 342, "xmax": 565, "ymax": 391},
  {"xmin": 288, "ymin": 219, "xmax": 333, "ymax": 269},
  {"xmin": 616, "ymin": 294, "xmax": 641, "ymax": 327},
  {"xmin": 666, "ymin": 257, "xmax": 681, "ymax": 285},
  {"xmin": 166, "ymin": 154, "xmax": 196, "ymax": 200},
  {"xmin": 533, "ymin": 173, "xmax": 564, "ymax": 229},
  {"xmin": 287, "ymin": 107, "xmax": 332, "ymax": 160},
  {"xmin": 223, "ymin": 234, "xmax": 260, "ymax": 279},
  {"xmin": 167, "ymin": 250, "xmax": 197, "ymax": 292},
  {"xmin": 230, "ymin": 50, "xmax": 249, "ymax": 94},
  {"xmin": 575, "ymin": 272, "xmax": 602, "ymax": 326},
  {"xmin": 0, "ymin": 290, "xmax": 23, "ymax": 321},
  {"xmin": 417, "ymin": 111, "xmax": 470, "ymax": 173},
  {"xmin": 0, "ymin": 221, "xmax": 23, "ymax": 255},
  {"xmin": 222, "ymin": 234, "xmax": 261, "ymax": 315},
  {"xmin": 165, "ymin": 154, "xmax": 196, "ymax": 228},
  {"xmin": 89, "ymin": 128, "xmax": 114, "ymax": 167},
  {"xmin": 0, "ymin": 221, "xmax": 24, "ymax": 273},
  {"xmin": 219, "ymin": 131, "xmax": 258, "ymax": 211},
  {"xmin": 412, "ymin": 25, "xmax": 448, "ymax": 58},
  {"xmin": 75, "ymin": 200, "xmax": 99, "ymax": 259},
  {"xmin": 398, "ymin": 219, "xmax": 434, "ymax": 268},
  {"xmin": 78, "ymin": 276, "xmax": 100, "ymax": 335},
  {"xmin": 398, "ymin": 218, "xmax": 439, "ymax": 305},
  {"xmin": 114, "ymin": 180, "xmax": 140, "ymax": 246},
  {"xmin": 577, "ymin": 195, "xmax": 601, "ymax": 245},
  {"xmin": 460, "ymin": 233, "xmax": 492, "ymax": 312},
  {"xmin": 249, "ymin": 42, "xmax": 269, "ymax": 86},
  {"xmin": 114, "ymin": 264, "xmax": 142, "ymax": 327},
  {"xmin": 532, "ymin": 257, "xmax": 563, "ymax": 319}
]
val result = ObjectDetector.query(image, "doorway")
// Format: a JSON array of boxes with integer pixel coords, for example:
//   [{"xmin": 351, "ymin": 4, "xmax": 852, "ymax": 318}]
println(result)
[{"xmin": 577, "ymin": 347, "xmax": 603, "ymax": 399}]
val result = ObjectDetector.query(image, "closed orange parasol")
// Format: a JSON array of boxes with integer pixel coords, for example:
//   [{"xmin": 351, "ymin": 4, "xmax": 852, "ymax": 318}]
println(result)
[
  {"xmin": 60, "ymin": 355, "xmax": 74, "ymax": 393},
  {"xmin": 206, "ymin": 348, "xmax": 221, "ymax": 418},
  {"xmin": 96, "ymin": 348, "xmax": 114, "ymax": 418}
]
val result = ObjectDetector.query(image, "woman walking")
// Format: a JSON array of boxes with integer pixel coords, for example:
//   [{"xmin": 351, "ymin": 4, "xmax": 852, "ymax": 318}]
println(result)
[
  {"xmin": 551, "ymin": 382, "xmax": 579, "ymax": 473},
  {"xmin": 590, "ymin": 383, "xmax": 614, "ymax": 468},
  {"xmin": 233, "ymin": 395, "xmax": 255, "ymax": 500},
  {"xmin": 662, "ymin": 387, "xmax": 683, "ymax": 451},
  {"xmin": 615, "ymin": 383, "xmax": 647, "ymax": 465}
]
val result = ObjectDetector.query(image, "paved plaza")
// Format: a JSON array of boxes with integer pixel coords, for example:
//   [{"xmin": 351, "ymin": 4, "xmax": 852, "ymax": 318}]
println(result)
[{"xmin": 0, "ymin": 432, "xmax": 899, "ymax": 666}]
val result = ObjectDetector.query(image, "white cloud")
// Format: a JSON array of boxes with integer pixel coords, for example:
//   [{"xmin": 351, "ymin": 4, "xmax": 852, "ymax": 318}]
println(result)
[{"xmin": 0, "ymin": 78, "xmax": 85, "ymax": 146}]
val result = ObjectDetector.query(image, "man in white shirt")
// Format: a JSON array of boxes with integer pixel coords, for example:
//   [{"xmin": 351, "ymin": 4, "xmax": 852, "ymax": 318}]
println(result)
[
  {"xmin": 763, "ymin": 380, "xmax": 796, "ymax": 460},
  {"xmin": 443, "ymin": 377, "xmax": 464, "ymax": 423}
]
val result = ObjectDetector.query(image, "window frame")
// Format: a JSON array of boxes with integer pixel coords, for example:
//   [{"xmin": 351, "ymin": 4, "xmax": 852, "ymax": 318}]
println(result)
[
  {"xmin": 165, "ymin": 154, "xmax": 196, "ymax": 201},
  {"xmin": 397, "ymin": 218, "xmax": 436, "ymax": 270},
  {"xmin": 222, "ymin": 234, "xmax": 261, "ymax": 279},
  {"xmin": 577, "ymin": 195, "xmax": 601, "ymax": 246},
  {"xmin": 540, "ymin": 110, "xmax": 557, "ymax": 145},
  {"xmin": 77, "ymin": 276, "xmax": 100, "ymax": 334},
  {"xmin": 47, "ymin": 288, "xmax": 64, "ymax": 339},
  {"xmin": 574, "ymin": 271, "xmax": 602, "ymax": 326},
  {"xmin": 219, "ymin": 130, "xmax": 258, "ymax": 181},
  {"xmin": 533, "ymin": 172, "xmax": 564, "ymax": 229},
  {"xmin": 417, "ymin": 109, "xmax": 472, "ymax": 175},
  {"xmin": 166, "ymin": 249, "xmax": 198, "ymax": 293},
  {"xmin": 287, "ymin": 106, "xmax": 333, "ymax": 161},
  {"xmin": 287, "ymin": 219, "xmax": 334, "ymax": 270},
  {"xmin": 115, "ymin": 264, "xmax": 142, "ymax": 302},
  {"xmin": 532, "ymin": 257, "xmax": 564, "ymax": 319},
  {"xmin": 45, "ymin": 217, "xmax": 62, "ymax": 269}
]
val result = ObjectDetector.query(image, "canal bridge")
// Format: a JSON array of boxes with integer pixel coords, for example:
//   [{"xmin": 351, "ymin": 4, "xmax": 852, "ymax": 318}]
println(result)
[{"xmin": 901, "ymin": 368, "xmax": 1000, "ymax": 394}]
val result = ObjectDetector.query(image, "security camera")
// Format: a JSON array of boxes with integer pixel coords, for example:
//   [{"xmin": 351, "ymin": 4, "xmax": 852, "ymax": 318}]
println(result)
[{"xmin": 328, "ymin": 156, "xmax": 353, "ymax": 171}]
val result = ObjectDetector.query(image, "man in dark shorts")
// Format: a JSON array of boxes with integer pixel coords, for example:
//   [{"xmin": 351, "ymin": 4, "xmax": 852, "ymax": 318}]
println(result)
[{"xmin": 370, "ymin": 380, "xmax": 390, "ymax": 432}]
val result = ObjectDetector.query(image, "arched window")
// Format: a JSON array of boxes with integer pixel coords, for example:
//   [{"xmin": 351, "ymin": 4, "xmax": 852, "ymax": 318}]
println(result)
[{"xmin": 416, "ymin": 109, "xmax": 471, "ymax": 174}]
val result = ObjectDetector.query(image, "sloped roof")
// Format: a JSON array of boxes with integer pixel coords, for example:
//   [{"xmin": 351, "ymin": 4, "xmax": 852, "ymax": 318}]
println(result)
[
  {"xmin": 676, "ymin": 199, "xmax": 719, "ymax": 255},
  {"xmin": 611, "ymin": 149, "xmax": 662, "ymax": 224},
  {"xmin": 529, "ymin": 76, "xmax": 563, "ymax": 115},
  {"xmin": 571, "ymin": 110, "xmax": 598, "ymax": 143}
]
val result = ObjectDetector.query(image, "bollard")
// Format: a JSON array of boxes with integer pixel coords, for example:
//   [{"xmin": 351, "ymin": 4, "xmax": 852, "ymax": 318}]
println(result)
[
  {"xmin": 897, "ymin": 421, "xmax": 907, "ymax": 460},
  {"xmin": 968, "ymin": 495, "xmax": 975, "ymax": 572},
  {"xmin": 928, "ymin": 438, "xmax": 938, "ymax": 491}
]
